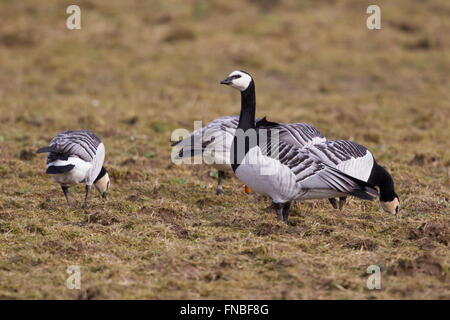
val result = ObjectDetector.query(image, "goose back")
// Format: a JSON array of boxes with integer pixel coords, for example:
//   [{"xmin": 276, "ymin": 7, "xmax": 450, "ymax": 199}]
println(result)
[{"xmin": 45, "ymin": 130, "xmax": 102, "ymax": 164}]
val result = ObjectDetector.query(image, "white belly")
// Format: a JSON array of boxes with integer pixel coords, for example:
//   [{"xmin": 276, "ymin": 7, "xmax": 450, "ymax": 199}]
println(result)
[
  {"xmin": 48, "ymin": 157, "xmax": 92, "ymax": 187},
  {"xmin": 235, "ymin": 147, "xmax": 300, "ymax": 203}
]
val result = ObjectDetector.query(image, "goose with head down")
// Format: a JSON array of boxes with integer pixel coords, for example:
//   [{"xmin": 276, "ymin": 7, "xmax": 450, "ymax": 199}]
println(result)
[
  {"xmin": 37, "ymin": 130, "xmax": 110, "ymax": 209},
  {"xmin": 256, "ymin": 121, "xmax": 400, "ymax": 214}
]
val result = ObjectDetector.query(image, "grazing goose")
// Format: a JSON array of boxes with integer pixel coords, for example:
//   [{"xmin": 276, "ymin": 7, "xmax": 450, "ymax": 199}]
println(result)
[
  {"xmin": 318, "ymin": 141, "xmax": 399, "ymax": 214},
  {"xmin": 172, "ymin": 115, "xmax": 242, "ymax": 194},
  {"xmin": 259, "ymin": 121, "xmax": 400, "ymax": 214},
  {"xmin": 221, "ymin": 70, "xmax": 379, "ymax": 222},
  {"xmin": 262, "ymin": 133, "xmax": 400, "ymax": 214},
  {"xmin": 37, "ymin": 130, "xmax": 110, "ymax": 209},
  {"xmin": 172, "ymin": 114, "xmax": 325, "ymax": 195}
]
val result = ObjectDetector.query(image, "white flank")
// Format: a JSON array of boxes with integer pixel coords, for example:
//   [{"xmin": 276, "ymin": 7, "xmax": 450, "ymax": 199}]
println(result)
[
  {"xmin": 235, "ymin": 146, "xmax": 299, "ymax": 203},
  {"xmin": 48, "ymin": 157, "xmax": 92, "ymax": 187}
]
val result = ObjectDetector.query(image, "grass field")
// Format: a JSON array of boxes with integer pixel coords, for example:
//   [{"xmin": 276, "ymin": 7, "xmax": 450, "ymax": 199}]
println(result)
[{"xmin": 0, "ymin": 0, "xmax": 449, "ymax": 299}]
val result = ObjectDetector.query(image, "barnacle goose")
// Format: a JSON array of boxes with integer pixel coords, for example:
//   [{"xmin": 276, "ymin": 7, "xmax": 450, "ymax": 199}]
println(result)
[
  {"xmin": 37, "ymin": 130, "xmax": 110, "ymax": 209},
  {"xmin": 221, "ymin": 70, "xmax": 380, "ymax": 222},
  {"xmin": 172, "ymin": 112, "xmax": 325, "ymax": 195},
  {"xmin": 172, "ymin": 115, "xmax": 243, "ymax": 194},
  {"xmin": 259, "ymin": 122, "xmax": 400, "ymax": 214}
]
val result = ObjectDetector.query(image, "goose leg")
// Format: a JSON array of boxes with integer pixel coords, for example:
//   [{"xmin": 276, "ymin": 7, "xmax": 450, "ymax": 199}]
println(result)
[
  {"xmin": 338, "ymin": 197, "xmax": 347, "ymax": 210},
  {"xmin": 216, "ymin": 170, "xmax": 224, "ymax": 195},
  {"xmin": 61, "ymin": 186, "xmax": 70, "ymax": 207},
  {"xmin": 82, "ymin": 185, "xmax": 91, "ymax": 209},
  {"xmin": 274, "ymin": 202, "xmax": 283, "ymax": 221},
  {"xmin": 282, "ymin": 202, "xmax": 291, "ymax": 224},
  {"xmin": 328, "ymin": 198, "xmax": 338, "ymax": 209}
]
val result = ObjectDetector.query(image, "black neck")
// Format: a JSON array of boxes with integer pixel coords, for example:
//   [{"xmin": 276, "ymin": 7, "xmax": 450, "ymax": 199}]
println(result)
[
  {"xmin": 237, "ymin": 80, "xmax": 256, "ymax": 131},
  {"xmin": 368, "ymin": 163, "xmax": 396, "ymax": 201},
  {"xmin": 231, "ymin": 80, "xmax": 256, "ymax": 172},
  {"xmin": 94, "ymin": 166, "xmax": 107, "ymax": 183}
]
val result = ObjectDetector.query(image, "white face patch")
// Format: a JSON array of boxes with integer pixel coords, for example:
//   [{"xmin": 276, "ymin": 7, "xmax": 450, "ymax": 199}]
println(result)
[
  {"xmin": 227, "ymin": 70, "xmax": 252, "ymax": 91},
  {"xmin": 380, "ymin": 197, "xmax": 400, "ymax": 215},
  {"xmin": 94, "ymin": 172, "xmax": 110, "ymax": 194}
]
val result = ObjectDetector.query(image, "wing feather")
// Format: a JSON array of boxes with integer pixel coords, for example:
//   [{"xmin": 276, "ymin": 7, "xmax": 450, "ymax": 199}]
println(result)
[
  {"xmin": 43, "ymin": 130, "xmax": 101, "ymax": 163},
  {"xmin": 273, "ymin": 142, "xmax": 378, "ymax": 200}
]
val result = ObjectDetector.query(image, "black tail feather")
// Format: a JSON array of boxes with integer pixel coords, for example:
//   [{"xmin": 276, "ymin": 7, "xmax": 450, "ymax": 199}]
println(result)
[
  {"xmin": 326, "ymin": 165, "xmax": 379, "ymax": 200},
  {"xmin": 363, "ymin": 185, "xmax": 379, "ymax": 196},
  {"xmin": 37, "ymin": 146, "xmax": 57, "ymax": 154},
  {"xmin": 346, "ymin": 175, "xmax": 378, "ymax": 201},
  {"xmin": 46, "ymin": 165, "xmax": 75, "ymax": 174},
  {"xmin": 348, "ymin": 189, "xmax": 376, "ymax": 201}
]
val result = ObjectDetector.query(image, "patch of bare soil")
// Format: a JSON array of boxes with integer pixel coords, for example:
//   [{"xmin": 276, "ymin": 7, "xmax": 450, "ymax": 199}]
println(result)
[
  {"xmin": 18, "ymin": 148, "xmax": 35, "ymax": 161},
  {"xmin": 409, "ymin": 153, "xmax": 440, "ymax": 166},
  {"xmin": 77, "ymin": 287, "xmax": 101, "ymax": 300},
  {"xmin": 253, "ymin": 222, "xmax": 283, "ymax": 236},
  {"xmin": 409, "ymin": 222, "xmax": 449, "ymax": 247},
  {"xmin": 85, "ymin": 210, "xmax": 121, "ymax": 226},
  {"xmin": 344, "ymin": 237, "xmax": 379, "ymax": 251},
  {"xmin": 152, "ymin": 207, "xmax": 191, "ymax": 239},
  {"xmin": 387, "ymin": 254, "xmax": 445, "ymax": 280}
]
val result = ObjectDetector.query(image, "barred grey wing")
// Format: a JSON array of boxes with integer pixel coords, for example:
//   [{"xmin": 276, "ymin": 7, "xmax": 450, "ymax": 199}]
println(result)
[
  {"xmin": 46, "ymin": 130, "xmax": 102, "ymax": 163},
  {"xmin": 304, "ymin": 140, "xmax": 369, "ymax": 166},
  {"xmin": 277, "ymin": 123, "xmax": 325, "ymax": 147},
  {"xmin": 271, "ymin": 142, "xmax": 377, "ymax": 199}
]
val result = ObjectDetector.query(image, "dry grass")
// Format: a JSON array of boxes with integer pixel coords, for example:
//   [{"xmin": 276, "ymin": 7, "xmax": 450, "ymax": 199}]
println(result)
[{"xmin": 0, "ymin": 0, "xmax": 449, "ymax": 299}]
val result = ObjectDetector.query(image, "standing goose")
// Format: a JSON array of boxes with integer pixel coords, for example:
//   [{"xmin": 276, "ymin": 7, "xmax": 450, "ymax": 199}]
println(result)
[
  {"xmin": 221, "ymin": 70, "xmax": 379, "ymax": 222},
  {"xmin": 172, "ymin": 115, "xmax": 326, "ymax": 195},
  {"xmin": 37, "ymin": 130, "xmax": 110, "ymax": 209}
]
